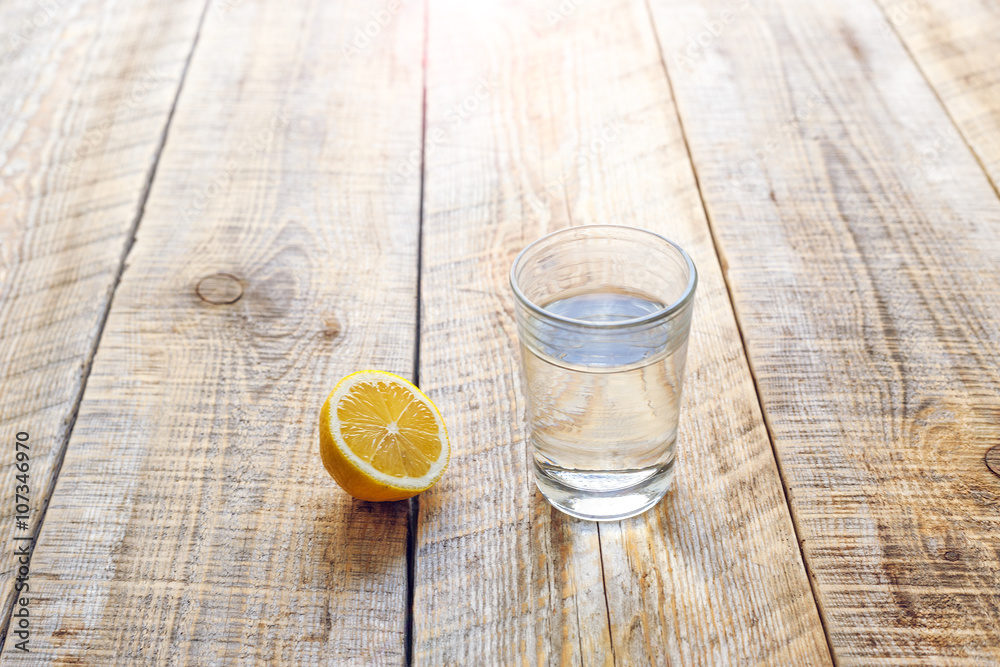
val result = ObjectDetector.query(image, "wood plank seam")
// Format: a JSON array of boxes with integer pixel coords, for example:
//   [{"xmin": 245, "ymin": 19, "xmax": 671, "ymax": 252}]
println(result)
[
  {"xmin": 873, "ymin": 0, "xmax": 1000, "ymax": 204},
  {"xmin": 594, "ymin": 524, "xmax": 618, "ymax": 665},
  {"xmin": 405, "ymin": 496, "xmax": 420, "ymax": 667},
  {"xmin": 406, "ymin": 1, "xmax": 431, "ymax": 664},
  {"xmin": 640, "ymin": 0, "xmax": 837, "ymax": 660},
  {"xmin": 0, "ymin": 0, "xmax": 213, "ymax": 648}
]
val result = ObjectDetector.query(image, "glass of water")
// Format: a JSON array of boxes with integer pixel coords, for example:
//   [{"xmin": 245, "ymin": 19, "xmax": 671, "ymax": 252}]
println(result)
[{"xmin": 510, "ymin": 225, "xmax": 697, "ymax": 521}]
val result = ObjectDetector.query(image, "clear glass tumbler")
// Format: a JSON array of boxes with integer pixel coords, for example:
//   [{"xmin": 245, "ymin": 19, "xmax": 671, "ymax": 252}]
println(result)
[{"xmin": 510, "ymin": 225, "xmax": 697, "ymax": 521}]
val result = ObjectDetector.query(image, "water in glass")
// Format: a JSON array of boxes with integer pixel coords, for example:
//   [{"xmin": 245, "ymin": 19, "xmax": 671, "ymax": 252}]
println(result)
[{"xmin": 522, "ymin": 287, "xmax": 686, "ymax": 521}]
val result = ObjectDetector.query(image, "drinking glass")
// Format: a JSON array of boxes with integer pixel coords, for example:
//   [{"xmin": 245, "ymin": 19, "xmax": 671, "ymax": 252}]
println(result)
[{"xmin": 510, "ymin": 225, "xmax": 697, "ymax": 521}]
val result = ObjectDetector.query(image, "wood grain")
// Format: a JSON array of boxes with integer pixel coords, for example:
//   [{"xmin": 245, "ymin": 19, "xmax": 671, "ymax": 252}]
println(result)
[
  {"xmin": 0, "ymin": 0, "xmax": 205, "ymax": 643},
  {"xmin": 648, "ymin": 0, "xmax": 1000, "ymax": 661},
  {"xmin": 873, "ymin": 0, "xmax": 1000, "ymax": 191},
  {"xmin": 6, "ymin": 0, "xmax": 425, "ymax": 661},
  {"xmin": 413, "ymin": 0, "xmax": 829, "ymax": 663}
]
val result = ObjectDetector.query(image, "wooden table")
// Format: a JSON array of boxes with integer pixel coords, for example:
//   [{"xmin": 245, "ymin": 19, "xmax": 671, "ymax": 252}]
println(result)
[{"xmin": 2, "ymin": 0, "xmax": 999, "ymax": 663}]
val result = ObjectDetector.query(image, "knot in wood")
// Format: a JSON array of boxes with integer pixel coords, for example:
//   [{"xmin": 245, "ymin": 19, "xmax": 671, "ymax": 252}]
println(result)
[
  {"xmin": 197, "ymin": 273, "xmax": 244, "ymax": 304},
  {"xmin": 986, "ymin": 445, "xmax": 1000, "ymax": 478},
  {"xmin": 322, "ymin": 313, "xmax": 342, "ymax": 339}
]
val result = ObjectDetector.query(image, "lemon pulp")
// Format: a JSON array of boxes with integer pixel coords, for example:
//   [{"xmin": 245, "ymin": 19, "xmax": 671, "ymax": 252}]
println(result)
[
  {"xmin": 319, "ymin": 370, "xmax": 450, "ymax": 502},
  {"xmin": 337, "ymin": 379, "xmax": 441, "ymax": 479}
]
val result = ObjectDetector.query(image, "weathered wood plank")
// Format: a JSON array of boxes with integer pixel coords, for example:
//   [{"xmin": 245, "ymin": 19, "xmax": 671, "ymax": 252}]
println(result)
[
  {"xmin": 0, "ymin": 0, "xmax": 206, "ymax": 644},
  {"xmin": 648, "ymin": 0, "xmax": 1000, "ymax": 661},
  {"xmin": 874, "ymin": 0, "xmax": 1000, "ymax": 191},
  {"xmin": 6, "ymin": 0, "xmax": 425, "ymax": 661},
  {"xmin": 413, "ymin": 0, "xmax": 829, "ymax": 663}
]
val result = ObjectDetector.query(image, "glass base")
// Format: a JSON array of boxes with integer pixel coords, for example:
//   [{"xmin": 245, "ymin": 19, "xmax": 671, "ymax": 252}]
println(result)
[{"xmin": 534, "ymin": 459, "xmax": 674, "ymax": 521}]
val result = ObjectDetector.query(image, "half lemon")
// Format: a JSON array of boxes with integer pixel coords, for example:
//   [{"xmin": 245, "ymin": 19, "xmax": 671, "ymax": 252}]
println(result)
[{"xmin": 319, "ymin": 370, "xmax": 450, "ymax": 502}]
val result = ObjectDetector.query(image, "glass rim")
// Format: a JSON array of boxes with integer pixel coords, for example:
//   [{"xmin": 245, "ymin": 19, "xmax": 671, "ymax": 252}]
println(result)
[{"xmin": 509, "ymin": 224, "xmax": 698, "ymax": 330}]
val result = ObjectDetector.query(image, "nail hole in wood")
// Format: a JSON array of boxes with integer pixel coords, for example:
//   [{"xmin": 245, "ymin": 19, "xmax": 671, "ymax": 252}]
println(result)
[
  {"xmin": 986, "ymin": 445, "xmax": 1000, "ymax": 478},
  {"xmin": 197, "ymin": 273, "xmax": 244, "ymax": 304}
]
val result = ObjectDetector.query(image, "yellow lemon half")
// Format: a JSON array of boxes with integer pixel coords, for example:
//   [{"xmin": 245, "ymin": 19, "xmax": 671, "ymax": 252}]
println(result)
[{"xmin": 319, "ymin": 370, "xmax": 450, "ymax": 502}]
